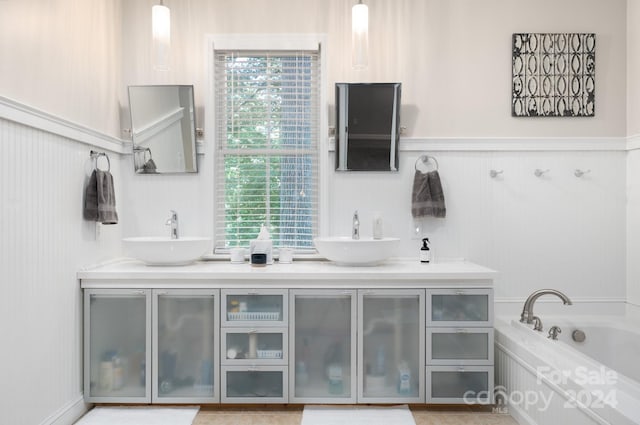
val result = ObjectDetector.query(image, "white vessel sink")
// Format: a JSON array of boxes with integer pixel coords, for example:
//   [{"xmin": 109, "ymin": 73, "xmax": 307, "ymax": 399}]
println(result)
[
  {"xmin": 313, "ymin": 236, "xmax": 400, "ymax": 266},
  {"xmin": 123, "ymin": 236, "xmax": 211, "ymax": 266}
]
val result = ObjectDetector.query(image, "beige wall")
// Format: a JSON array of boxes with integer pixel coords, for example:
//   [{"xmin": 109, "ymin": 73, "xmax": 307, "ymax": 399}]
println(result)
[
  {"xmin": 0, "ymin": 0, "xmax": 627, "ymax": 137},
  {"xmin": 0, "ymin": 0, "xmax": 121, "ymax": 136},
  {"xmin": 628, "ymin": 0, "xmax": 640, "ymax": 136},
  {"xmin": 122, "ymin": 0, "xmax": 627, "ymax": 137}
]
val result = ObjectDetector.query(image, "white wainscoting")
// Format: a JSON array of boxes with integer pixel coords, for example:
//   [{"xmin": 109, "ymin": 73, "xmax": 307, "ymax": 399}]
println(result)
[
  {"xmin": 0, "ymin": 117, "xmax": 123, "ymax": 425},
  {"xmin": 495, "ymin": 343, "xmax": 605, "ymax": 425},
  {"xmin": 328, "ymin": 149, "xmax": 627, "ymax": 303}
]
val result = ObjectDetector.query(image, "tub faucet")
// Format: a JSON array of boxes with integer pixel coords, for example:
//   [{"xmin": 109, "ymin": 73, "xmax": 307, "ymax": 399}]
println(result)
[
  {"xmin": 532, "ymin": 315, "xmax": 543, "ymax": 332},
  {"xmin": 352, "ymin": 210, "xmax": 360, "ymax": 240},
  {"xmin": 548, "ymin": 326, "xmax": 562, "ymax": 340},
  {"xmin": 520, "ymin": 289, "xmax": 572, "ymax": 325},
  {"xmin": 166, "ymin": 210, "xmax": 179, "ymax": 239}
]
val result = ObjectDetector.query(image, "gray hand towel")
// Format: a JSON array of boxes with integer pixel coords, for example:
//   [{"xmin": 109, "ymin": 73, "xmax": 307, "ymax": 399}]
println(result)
[
  {"xmin": 142, "ymin": 158, "xmax": 157, "ymax": 173},
  {"xmin": 96, "ymin": 170, "xmax": 118, "ymax": 224},
  {"xmin": 83, "ymin": 170, "xmax": 99, "ymax": 221},
  {"xmin": 83, "ymin": 169, "xmax": 118, "ymax": 224},
  {"xmin": 411, "ymin": 170, "xmax": 446, "ymax": 218}
]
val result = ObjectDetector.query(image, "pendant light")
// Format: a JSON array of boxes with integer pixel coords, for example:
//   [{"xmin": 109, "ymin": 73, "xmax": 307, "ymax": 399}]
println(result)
[
  {"xmin": 152, "ymin": 0, "xmax": 171, "ymax": 70},
  {"xmin": 352, "ymin": 0, "xmax": 369, "ymax": 69}
]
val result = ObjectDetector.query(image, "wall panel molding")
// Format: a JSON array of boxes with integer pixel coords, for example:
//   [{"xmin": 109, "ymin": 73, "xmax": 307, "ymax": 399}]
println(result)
[
  {"xmin": 328, "ymin": 136, "xmax": 628, "ymax": 152},
  {"xmin": 0, "ymin": 96, "xmax": 126, "ymax": 154},
  {"xmin": 627, "ymin": 134, "xmax": 640, "ymax": 150}
]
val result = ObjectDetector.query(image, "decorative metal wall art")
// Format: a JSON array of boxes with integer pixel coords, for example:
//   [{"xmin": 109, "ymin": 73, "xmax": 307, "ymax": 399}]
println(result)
[{"xmin": 512, "ymin": 33, "xmax": 595, "ymax": 117}]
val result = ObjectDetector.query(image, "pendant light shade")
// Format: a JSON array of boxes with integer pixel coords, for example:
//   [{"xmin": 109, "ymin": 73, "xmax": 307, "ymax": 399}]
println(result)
[
  {"xmin": 352, "ymin": 0, "xmax": 369, "ymax": 69},
  {"xmin": 152, "ymin": 1, "xmax": 170, "ymax": 70}
]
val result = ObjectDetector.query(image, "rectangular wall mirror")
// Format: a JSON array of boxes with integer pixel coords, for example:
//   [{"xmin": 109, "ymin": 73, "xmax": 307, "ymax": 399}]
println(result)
[
  {"xmin": 335, "ymin": 82, "xmax": 401, "ymax": 172},
  {"xmin": 128, "ymin": 85, "xmax": 198, "ymax": 174}
]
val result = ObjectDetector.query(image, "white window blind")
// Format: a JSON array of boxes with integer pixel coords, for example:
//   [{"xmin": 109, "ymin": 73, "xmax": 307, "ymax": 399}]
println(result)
[{"xmin": 214, "ymin": 50, "xmax": 320, "ymax": 252}]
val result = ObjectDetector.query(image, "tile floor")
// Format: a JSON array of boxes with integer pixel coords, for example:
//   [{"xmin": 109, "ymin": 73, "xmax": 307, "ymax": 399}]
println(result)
[{"xmin": 192, "ymin": 406, "xmax": 519, "ymax": 425}]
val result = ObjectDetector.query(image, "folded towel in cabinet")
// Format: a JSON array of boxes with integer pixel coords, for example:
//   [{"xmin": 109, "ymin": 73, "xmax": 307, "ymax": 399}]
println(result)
[
  {"xmin": 411, "ymin": 170, "xmax": 446, "ymax": 218},
  {"xmin": 84, "ymin": 169, "xmax": 118, "ymax": 224}
]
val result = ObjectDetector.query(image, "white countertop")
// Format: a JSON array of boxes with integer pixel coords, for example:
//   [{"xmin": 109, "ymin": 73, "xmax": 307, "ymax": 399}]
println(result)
[{"xmin": 79, "ymin": 258, "xmax": 497, "ymax": 289}]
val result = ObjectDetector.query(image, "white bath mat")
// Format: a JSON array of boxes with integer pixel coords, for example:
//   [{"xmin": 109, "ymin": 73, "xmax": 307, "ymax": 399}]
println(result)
[
  {"xmin": 75, "ymin": 406, "xmax": 199, "ymax": 425},
  {"xmin": 302, "ymin": 405, "xmax": 415, "ymax": 425}
]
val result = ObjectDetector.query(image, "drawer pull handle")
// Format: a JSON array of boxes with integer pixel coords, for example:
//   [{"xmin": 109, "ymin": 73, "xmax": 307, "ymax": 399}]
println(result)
[
  {"xmin": 248, "ymin": 329, "xmax": 257, "ymax": 334},
  {"xmin": 248, "ymin": 292, "xmax": 259, "ymax": 296},
  {"xmin": 456, "ymin": 329, "xmax": 468, "ymax": 333},
  {"xmin": 248, "ymin": 366, "xmax": 259, "ymax": 372},
  {"xmin": 454, "ymin": 291, "xmax": 466, "ymax": 295},
  {"xmin": 458, "ymin": 367, "xmax": 466, "ymax": 372}
]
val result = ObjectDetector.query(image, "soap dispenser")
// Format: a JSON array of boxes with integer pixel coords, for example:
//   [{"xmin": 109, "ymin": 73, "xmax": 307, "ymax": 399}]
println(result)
[
  {"xmin": 420, "ymin": 238, "xmax": 431, "ymax": 263},
  {"xmin": 250, "ymin": 225, "xmax": 273, "ymax": 265}
]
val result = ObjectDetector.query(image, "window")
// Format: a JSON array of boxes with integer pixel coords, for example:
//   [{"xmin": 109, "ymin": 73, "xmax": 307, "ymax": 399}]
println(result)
[{"xmin": 214, "ymin": 48, "xmax": 321, "ymax": 252}]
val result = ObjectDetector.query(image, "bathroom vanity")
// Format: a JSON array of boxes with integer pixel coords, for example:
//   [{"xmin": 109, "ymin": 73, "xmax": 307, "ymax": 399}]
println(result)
[{"xmin": 79, "ymin": 259, "xmax": 496, "ymax": 405}]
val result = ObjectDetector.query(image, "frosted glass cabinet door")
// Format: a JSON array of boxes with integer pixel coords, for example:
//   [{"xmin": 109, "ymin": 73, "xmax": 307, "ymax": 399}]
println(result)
[
  {"xmin": 358, "ymin": 290, "xmax": 425, "ymax": 402},
  {"xmin": 221, "ymin": 289, "xmax": 287, "ymax": 327},
  {"xmin": 427, "ymin": 289, "xmax": 493, "ymax": 327},
  {"xmin": 222, "ymin": 328, "xmax": 287, "ymax": 365},
  {"xmin": 426, "ymin": 366, "xmax": 494, "ymax": 404},
  {"xmin": 84, "ymin": 290, "xmax": 151, "ymax": 403},
  {"xmin": 221, "ymin": 366, "xmax": 287, "ymax": 403},
  {"xmin": 290, "ymin": 290, "xmax": 357, "ymax": 403},
  {"xmin": 153, "ymin": 290, "xmax": 219, "ymax": 403},
  {"xmin": 427, "ymin": 328, "xmax": 493, "ymax": 365}
]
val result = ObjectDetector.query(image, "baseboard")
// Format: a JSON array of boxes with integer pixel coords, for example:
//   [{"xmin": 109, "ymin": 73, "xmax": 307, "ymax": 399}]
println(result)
[{"xmin": 40, "ymin": 395, "xmax": 91, "ymax": 425}]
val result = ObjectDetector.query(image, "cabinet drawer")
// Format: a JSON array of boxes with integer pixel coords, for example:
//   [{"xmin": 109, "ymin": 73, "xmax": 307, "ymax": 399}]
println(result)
[
  {"xmin": 427, "ymin": 328, "xmax": 493, "ymax": 365},
  {"xmin": 426, "ymin": 366, "xmax": 494, "ymax": 404},
  {"xmin": 221, "ymin": 366, "xmax": 287, "ymax": 403},
  {"xmin": 221, "ymin": 327, "xmax": 287, "ymax": 365},
  {"xmin": 221, "ymin": 289, "xmax": 288, "ymax": 327},
  {"xmin": 426, "ymin": 289, "xmax": 493, "ymax": 326}
]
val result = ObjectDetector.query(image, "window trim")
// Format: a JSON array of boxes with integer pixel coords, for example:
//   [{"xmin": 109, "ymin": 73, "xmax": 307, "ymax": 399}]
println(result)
[{"xmin": 206, "ymin": 34, "xmax": 329, "ymax": 253}]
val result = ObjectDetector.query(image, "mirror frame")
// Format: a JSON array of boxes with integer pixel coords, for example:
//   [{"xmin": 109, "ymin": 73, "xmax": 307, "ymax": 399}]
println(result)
[
  {"xmin": 335, "ymin": 82, "xmax": 401, "ymax": 172},
  {"xmin": 128, "ymin": 84, "xmax": 198, "ymax": 174}
]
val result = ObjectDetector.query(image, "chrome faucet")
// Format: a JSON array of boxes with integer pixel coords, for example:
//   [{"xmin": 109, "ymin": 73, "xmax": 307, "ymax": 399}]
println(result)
[
  {"xmin": 352, "ymin": 210, "xmax": 360, "ymax": 240},
  {"xmin": 166, "ymin": 210, "xmax": 179, "ymax": 239},
  {"xmin": 520, "ymin": 289, "xmax": 572, "ymax": 325}
]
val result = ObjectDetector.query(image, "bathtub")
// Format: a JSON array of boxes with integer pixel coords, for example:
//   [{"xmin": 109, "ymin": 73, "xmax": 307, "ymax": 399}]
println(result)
[{"xmin": 494, "ymin": 316, "xmax": 640, "ymax": 425}]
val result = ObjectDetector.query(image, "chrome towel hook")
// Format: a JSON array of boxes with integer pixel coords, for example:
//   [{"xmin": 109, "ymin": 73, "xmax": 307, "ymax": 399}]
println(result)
[
  {"xmin": 90, "ymin": 150, "xmax": 110, "ymax": 172},
  {"xmin": 415, "ymin": 155, "xmax": 439, "ymax": 173},
  {"xmin": 489, "ymin": 169, "xmax": 503, "ymax": 178},
  {"xmin": 574, "ymin": 169, "xmax": 591, "ymax": 178},
  {"xmin": 534, "ymin": 168, "xmax": 549, "ymax": 177}
]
